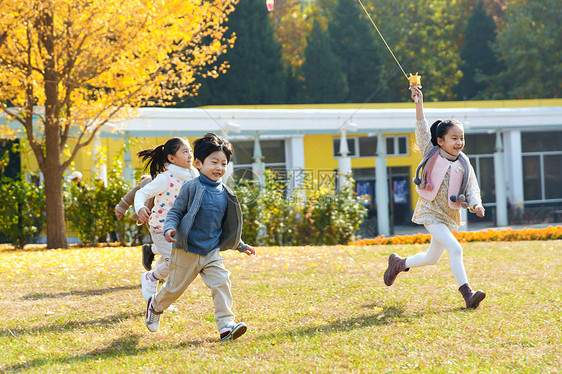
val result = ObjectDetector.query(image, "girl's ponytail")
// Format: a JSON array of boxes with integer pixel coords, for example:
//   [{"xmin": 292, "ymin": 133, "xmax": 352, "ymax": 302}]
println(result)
[
  {"xmin": 429, "ymin": 120, "xmax": 442, "ymax": 146},
  {"xmin": 138, "ymin": 138, "xmax": 186, "ymax": 178}
]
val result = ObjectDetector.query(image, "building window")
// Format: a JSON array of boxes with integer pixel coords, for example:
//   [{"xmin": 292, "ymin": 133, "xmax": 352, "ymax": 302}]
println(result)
[
  {"xmin": 470, "ymin": 155, "xmax": 495, "ymax": 204},
  {"xmin": 358, "ymin": 136, "xmax": 377, "ymax": 156},
  {"xmin": 385, "ymin": 137, "xmax": 394, "ymax": 155},
  {"xmin": 523, "ymin": 155, "xmax": 541, "ymax": 201},
  {"xmin": 385, "ymin": 136, "xmax": 408, "ymax": 156},
  {"xmin": 398, "ymin": 136, "xmax": 407, "ymax": 154},
  {"xmin": 332, "ymin": 138, "xmax": 357, "ymax": 156},
  {"xmin": 333, "ymin": 135, "xmax": 408, "ymax": 158},
  {"xmin": 230, "ymin": 139, "xmax": 287, "ymax": 180},
  {"xmin": 463, "ymin": 133, "xmax": 495, "ymax": 155},
  {"xmin": 544, "ymin": 154, "xmax": 562, "ymax": 199},
  {"xmin": 521, "ymin": 131, "xmax": 562, "ymax": 202},
  {"xmin": 230, "ymin": 140, "xmax": 253, "ymax": 165},
  {"xmin": 464, "ymin": 133, "xmax": 496, "ymax": 205},
  {"xmin": 522, "ymin": 131, "xmax": 562, "ymax": 153}
]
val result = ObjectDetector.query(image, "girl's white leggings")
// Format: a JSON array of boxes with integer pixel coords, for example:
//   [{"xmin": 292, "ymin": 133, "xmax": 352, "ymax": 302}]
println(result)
[
  {"xmin": 150, "ymin": 228, "xmax": 172, "ymax": 280},
  {"xmin": 404, "ymin": 223, "xmax": 468, "ymax": 286}
]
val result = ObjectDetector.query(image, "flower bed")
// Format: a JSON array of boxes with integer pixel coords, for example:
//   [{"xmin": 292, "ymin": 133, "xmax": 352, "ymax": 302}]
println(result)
[{"xmin": 348, "ymin": 225, "xmax": 562, "ymax": 246}]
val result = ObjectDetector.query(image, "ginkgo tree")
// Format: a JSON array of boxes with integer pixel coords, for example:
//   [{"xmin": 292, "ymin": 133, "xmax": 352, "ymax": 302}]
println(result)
[{"xmin": 0, "ymin": 0, "xmax": 237, "ymax": 249}]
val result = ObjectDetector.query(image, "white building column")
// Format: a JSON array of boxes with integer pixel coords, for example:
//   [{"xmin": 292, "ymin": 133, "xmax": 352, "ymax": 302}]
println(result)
[
  {"xmin": 221, "ymin": 121, "xmax": 241, "ymax": 184},
  {"xmin": 252, "ymin": 132, "xmax": 265, "ymax": 188},
  {"xmin": 286, "ymin": 135, "xmax": 305, "ymax": 170},
  {"xmin": 286, "ymin": 135, "xmax": 305, "ymax": 193},
  {"xmin": 338, "ymin": 129, "xmax": 352, "ymax": 189},
  {"xmin": 375, "ymin": 130, "xmax": 390, "ymax": 236},
  {"xmin": 504, "ymin": 130, "xmax": 524, "ymax": 217},
  {"xmin": 122, "ymin": 132, "xmax": 135, "ymax": 185},
  {"xmin": 494, "ymin": 130, "xmax": 508, "ymax": 226},
  {"xmin": 337, "ymin": 121, "xmax": 357, "ymax": 189}
]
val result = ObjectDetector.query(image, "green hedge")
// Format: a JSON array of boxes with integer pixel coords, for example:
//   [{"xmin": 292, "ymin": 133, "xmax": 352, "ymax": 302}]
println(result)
[
  {"xmin": 232, "ymin": 171, "xmax": 367, "ymax": 246},
  {"xmin": 0, "ymin": 177, "xmax": 45, "ymax": 248},
  {"xmin": 0, "ymin": 170, "xmax": 148, "ymax": 247},
  {"xmin": 65, "ymin": 168, "xmax": 145, "ymax": 245},
  {"xmin": 1, "ymin": 170, "xmax": 366, "ymax": 247}
]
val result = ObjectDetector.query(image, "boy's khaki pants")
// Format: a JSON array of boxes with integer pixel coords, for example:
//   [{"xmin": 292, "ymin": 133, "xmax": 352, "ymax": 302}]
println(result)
[{"xmin": 152, "ymin": 247, "xmax": 235, "ymax": 331}]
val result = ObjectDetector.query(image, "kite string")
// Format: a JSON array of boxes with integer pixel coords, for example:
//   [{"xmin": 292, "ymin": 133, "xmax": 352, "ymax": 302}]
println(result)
[{"xmin": 354, "ymin": 0, "xmax": 409, "ymax": 80}]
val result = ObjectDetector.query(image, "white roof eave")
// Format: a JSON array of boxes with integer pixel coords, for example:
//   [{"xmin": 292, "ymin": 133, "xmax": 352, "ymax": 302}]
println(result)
[{"xmin": 101, "ymin": 106, "xmax": 562, "ymax": 138}]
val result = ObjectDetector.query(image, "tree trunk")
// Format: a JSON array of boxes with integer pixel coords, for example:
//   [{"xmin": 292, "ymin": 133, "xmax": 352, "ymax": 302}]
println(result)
[
  {"xmin": 44, "ymin": 167, "xmax": 68, "ymax": 249},
  {"xmin": 43, "ymin": 51, "xmax": 67, "ymax": 247},
  {"xmin": 42, "ymin": 102, "xmax": 68, "ymax": 248},
  {"xmin": 39, "ymin": 7, "xmax": 68, "ymax": 249},
  {"xmin": 43, "ymin": 110, "xmax": 67, "ymax": 249}
]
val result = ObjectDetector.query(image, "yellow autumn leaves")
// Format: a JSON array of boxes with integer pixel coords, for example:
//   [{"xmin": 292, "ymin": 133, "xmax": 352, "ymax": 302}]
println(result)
[
  {"xmin": 0, "ymin": 0, "xmax": 237, "ymax": 133},
  {"xmin": 0, "ymin": 245, "xmax": 139, "ymax": 282}
]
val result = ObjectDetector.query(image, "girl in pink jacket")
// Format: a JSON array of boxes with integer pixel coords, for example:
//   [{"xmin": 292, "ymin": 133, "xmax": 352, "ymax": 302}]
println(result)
[{"xmin": 383, "ymin": 87, "xmax": 486, "ymax": 309}]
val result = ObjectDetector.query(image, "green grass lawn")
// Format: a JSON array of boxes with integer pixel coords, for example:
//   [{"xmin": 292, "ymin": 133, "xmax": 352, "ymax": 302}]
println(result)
[{"xmin": 1, "ymin": 241, "xmax": 560, "ymax": 373}]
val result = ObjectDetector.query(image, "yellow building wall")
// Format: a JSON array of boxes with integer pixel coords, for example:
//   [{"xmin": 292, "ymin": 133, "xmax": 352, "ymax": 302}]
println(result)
[
  {"xmin": 206, "ymin": 97, "xmax": 562, "ymax": 110},
  {"xmin": 19, "ymin": 139, "xmax": 38, "ymax": 175},
  {"xmin": 302, "ymin": 134, "xmax": 339, "ymax": 171}
]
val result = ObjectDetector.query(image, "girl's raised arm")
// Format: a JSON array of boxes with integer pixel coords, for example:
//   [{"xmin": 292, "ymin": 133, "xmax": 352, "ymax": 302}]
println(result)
[{"xmin": 411, "ymin": 87, "xmax": 424, "ymax": 121}]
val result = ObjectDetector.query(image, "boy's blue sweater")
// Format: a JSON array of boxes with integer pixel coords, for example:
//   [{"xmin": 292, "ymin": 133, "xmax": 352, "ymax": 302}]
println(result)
[{"xmin": 186, "ymin": 173, "xmax": 227, "ymax": 255}]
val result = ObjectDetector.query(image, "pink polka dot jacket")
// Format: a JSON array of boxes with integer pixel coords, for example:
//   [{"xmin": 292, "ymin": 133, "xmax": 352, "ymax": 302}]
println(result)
[{"xmin": 134, "ymin": 163, "xmax": 199, "ymax": 230}]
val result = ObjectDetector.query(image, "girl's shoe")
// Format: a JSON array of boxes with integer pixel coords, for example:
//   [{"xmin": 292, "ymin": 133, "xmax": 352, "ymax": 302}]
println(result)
[
  {"xmin": 383, "ymin": 253, "xmax": 410, "ymax": 286},
  {"xmin": 142, "ymin": 244, "xmax": 155, "ymax": 271},
  {"xmin": 458, "ymin": 283, "xmax": 486, "ymax": 309}
]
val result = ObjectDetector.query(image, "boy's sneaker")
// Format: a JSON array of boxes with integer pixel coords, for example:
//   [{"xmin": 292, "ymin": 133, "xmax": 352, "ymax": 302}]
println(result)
[
  {"xmin": 220, "ymin": 322, "xmax": 247, "ymax": 341},
  {"xmin": 141, "ymin": 272, "xmax": 158, "ymax": 301},
  {"xmin": 142, "ymin": 244, "xmax": 155, "ymax": 271},
  {"xmin": 145, "ymin": 296, "xmax": 162, "ymax": 332}
]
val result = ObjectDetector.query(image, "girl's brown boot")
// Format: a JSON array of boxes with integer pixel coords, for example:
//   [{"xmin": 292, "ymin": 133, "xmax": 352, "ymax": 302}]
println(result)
[
  {"xmin": 458, "ymin": 283, "xmax": 486, "ymax": 309},
  {"xmin": 383, "ymin": 253, "xmax": 409, "ymax": 286}
]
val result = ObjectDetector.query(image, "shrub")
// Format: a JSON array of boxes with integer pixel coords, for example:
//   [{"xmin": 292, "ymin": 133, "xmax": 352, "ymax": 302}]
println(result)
[
  {"xmin": 65, "ymin": 168, "xmax": 132, "ymax": 245},
  {"xmin": 233, "ymin": 178, "xmax": 261, "ymax": 245},
  {"xmin": 306, "ymin": 183, "xmax": 367, "ymax": 245},
  {"xmin": 0, "ymin": 177, "xmax": 45, "ymax": 248},
  {"xmin": 233, "ymin": 171, "xmax": 367, "ymax": 246}
]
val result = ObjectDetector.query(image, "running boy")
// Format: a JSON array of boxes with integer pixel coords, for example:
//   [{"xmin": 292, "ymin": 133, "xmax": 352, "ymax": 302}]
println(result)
[{"xmin": 144, "ymin": 133, "xmax": 256, "ymax": 341}]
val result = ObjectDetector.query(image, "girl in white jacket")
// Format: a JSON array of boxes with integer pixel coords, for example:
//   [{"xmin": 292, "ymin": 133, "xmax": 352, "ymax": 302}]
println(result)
[{"xmin": 134, "ymin": 137, "xmax": 199, "ymax": 301}]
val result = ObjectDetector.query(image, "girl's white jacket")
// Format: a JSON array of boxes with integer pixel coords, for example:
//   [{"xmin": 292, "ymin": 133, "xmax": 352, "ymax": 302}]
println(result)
[{"xmin": 133, "ymin": 163, "xmax": 199, "ymax": 216}]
